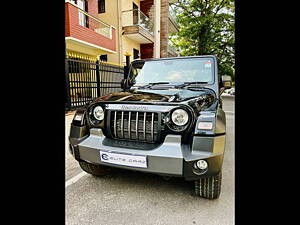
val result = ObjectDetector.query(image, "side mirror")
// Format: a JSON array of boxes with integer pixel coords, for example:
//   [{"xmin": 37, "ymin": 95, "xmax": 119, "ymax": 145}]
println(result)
[
  {"xmin": 121, "ymin": 79, "xmax": 134, "ymax": 90},
  {"xmin": 121, "ymin": 79, "xmax": 128, "ymax": 90},
  {"xmin": 221, "ymin": 75, "xmax": 232, "ymax": 89},
  {"xmin": 124, "ymin": 66, "xmax": 129, "ymax": 79}
]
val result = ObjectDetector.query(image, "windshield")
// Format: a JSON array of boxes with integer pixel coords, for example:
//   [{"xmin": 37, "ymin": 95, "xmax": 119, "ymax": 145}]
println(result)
[{"xmin": 129, "ymin": 58, "xmax": 214, "ymax": 85}]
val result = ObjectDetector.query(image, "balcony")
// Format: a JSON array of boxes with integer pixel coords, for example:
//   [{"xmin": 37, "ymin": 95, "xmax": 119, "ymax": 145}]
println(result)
[
  {"xmin": 122, "ymin": 9, "xmax": 154, "ymax": 44},
  {"xmin": 168, "ymin": 40, "xmax": 180, "ymax": 57},
  {"xmin": 168, "ymin": 44, "xmax": 180, "ymax": 57},
  {"xmin": 168, "ymin": 6, "xmax": 179, "ymax": 33},
  {"xmin": 65, "ymin": 2, "xmax": 116, "ymax": 55}
]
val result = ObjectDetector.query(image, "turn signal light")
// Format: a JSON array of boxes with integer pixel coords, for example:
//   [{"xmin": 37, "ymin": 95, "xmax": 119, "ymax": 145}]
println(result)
[{"xmin": 198, "ymin": 122, "xmax": 213, "ymax": 130}]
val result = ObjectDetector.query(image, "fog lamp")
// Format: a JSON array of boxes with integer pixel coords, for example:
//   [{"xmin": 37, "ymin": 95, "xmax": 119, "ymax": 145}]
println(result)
[{"xmin": 196, "ymin": 160, "xmax": 208, "ymax": 170}]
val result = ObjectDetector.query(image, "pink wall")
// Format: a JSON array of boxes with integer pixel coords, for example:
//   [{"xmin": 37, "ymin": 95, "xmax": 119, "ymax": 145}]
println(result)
[{"xmin": 65, "ymin": 2, "xmax": 116, "ymax": 52}]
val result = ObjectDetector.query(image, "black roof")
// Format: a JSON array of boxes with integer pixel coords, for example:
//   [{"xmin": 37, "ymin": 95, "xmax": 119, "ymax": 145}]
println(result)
[{"xmin": 132, "ymin": 55, "xmax": 217, "ymax": 63}]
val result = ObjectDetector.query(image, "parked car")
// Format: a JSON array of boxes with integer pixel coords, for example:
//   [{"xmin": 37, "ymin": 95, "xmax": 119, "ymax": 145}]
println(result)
[{"xmin": 69, "ymin": 55, "xmax": 231, "ymax": 199}]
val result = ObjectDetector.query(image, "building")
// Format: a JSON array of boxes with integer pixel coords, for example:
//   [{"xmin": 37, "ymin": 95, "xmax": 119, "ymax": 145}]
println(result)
[{"xmin": 65, "ymin": 0, "xmax": 179, "ymax": 64}]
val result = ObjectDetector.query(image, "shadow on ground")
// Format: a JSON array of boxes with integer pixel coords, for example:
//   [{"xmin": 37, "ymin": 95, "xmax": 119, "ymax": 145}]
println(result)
[{"xmin": 91, "ymin": 167, "xmax": 195, "ymax": 196}]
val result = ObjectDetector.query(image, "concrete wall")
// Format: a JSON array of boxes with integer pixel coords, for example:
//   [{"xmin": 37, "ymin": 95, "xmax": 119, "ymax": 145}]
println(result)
[
  {"xmin": 121, "ymin": 0, "xmax": 141, "ymax": 63},
  {"xmin": 122, "ymin": 36, "xmax": 141, "ymax": 63},
  {"xmin": 122, "ymin": 0, "xmax": 140, "ymax": 11},
  {"xmin": 97, "ymin": 0, "xmax": 120, "ymax": 64},
  {"xmin": 96, "ymin": 0, "xmax": 142, "ymax": 64}
]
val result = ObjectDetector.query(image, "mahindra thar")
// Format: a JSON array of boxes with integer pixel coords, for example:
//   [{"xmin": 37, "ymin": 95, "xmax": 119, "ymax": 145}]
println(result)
[{"xmin": 69, "ymin": 55, "xmax": 231, "ymax": 199}]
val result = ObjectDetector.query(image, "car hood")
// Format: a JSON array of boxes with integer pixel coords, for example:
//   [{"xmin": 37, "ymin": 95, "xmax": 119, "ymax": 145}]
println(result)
[{"xmin": 94, "ymin": 88, "xmax": 216, "ymax": 105}]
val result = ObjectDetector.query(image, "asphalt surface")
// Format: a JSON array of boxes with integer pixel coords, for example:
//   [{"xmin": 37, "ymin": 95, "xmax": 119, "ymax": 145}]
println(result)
[{"xmin": 65, "ymin": 95, "xmax": 235, "ymax": 225}]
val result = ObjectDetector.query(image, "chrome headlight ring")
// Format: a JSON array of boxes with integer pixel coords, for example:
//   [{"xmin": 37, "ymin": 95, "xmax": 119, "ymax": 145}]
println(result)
[
  {"xmin": 166, "ymin": 107, "xmax": 192, "ymax": 132},
  {"xmin": 88, "ymin": 104, "xmax": 105, "ymax": 126},
  {"xmin": 93, "ymin": 106, "xmax": 104, "ymax": 121},
  {"xmin": 171, "ymin": 108, "xmax": 189, "ymax": 126}
]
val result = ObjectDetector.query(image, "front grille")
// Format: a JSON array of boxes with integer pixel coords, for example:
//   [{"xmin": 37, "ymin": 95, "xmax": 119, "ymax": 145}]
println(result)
[{"xmin": 109, "ymin": 111, "xmax": 159, "ymax": 143}]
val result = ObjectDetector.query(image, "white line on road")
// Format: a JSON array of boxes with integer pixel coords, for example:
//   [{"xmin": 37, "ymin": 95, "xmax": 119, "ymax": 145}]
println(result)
[{"xmin": 65, "ymin": 171, "xmax": 88, "ymax": 188}]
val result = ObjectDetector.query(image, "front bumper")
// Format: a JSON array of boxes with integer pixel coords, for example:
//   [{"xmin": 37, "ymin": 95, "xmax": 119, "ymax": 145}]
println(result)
[{"xmin": 69, "ymin": 127, "xmax": 225, "ymax": 180}]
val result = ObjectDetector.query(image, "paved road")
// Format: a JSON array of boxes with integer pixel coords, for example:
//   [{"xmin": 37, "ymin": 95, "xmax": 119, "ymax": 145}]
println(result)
[{"xmin": 65, "ymin": 96, "xmax": 235, "ymax": 225}]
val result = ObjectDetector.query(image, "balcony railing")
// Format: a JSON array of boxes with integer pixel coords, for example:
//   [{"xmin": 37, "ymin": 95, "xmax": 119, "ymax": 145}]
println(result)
[
  {"xmin": 65, "ymin": 2, "xmax": 116, "ymax": 52},
  {"xmin": 168, "ymin": 6, "xmax": 179, "ymax": 32},
  {"xmin": 168, "ymin": 41, "xmax": 180, "ymax": 56},
  {"xmin": 122, "ymin": 9, "xmax": 154, "ymax": 35},
  {"xmin": 77, "ymin": 7, "xmax": 112, "ymax": 39},
  {"xmin": 169, "ymin": 7, "xmax": 177, "ymax": 23}
]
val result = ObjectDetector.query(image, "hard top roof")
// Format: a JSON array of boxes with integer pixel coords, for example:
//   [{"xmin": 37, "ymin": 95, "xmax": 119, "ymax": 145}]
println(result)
[{"xmin": 131, "ymin": 55, "xmax": 217, "ymax": 63}]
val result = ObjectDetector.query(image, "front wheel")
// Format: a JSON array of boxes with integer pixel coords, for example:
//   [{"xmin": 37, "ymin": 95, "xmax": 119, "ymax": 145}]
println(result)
[
  {"xmin": 79, "ymin": 161, "xmax": 112, "ymax": 177},
  {"xmin": 194, "ymin": 172, "xmax": 222, "ymax": 199}
]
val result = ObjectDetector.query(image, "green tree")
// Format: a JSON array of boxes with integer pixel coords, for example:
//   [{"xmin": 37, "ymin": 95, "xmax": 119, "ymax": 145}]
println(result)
[{"xmin": 170, "ymin": 0, "xmax": 235, "ymax": 80}]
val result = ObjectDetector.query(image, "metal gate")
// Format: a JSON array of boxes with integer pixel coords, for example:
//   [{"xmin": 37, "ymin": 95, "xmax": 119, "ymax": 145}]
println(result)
[{"xmin": 65, "ymin": 56, "xmax": 124, "ymax": 111}]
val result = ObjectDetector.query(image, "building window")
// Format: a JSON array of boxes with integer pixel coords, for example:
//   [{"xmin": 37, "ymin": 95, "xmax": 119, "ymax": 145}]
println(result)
[
  {"xmin": 98, "ymin": 0, "xmax": 105, "ymax": 13},
  {"xmin": 84, "ymin": 0, "xmax": 88, "ymax": 12},
  {"xmin": 84, "ymin": 0, "xmax": 89, "ymax": 27},
  {"xmin": 133, "ymin": 49, "xmax": 140, "ymax": 60},
  {"xmin": 100, "ymin": 55, "xmax": 108, "ymax": 62}
]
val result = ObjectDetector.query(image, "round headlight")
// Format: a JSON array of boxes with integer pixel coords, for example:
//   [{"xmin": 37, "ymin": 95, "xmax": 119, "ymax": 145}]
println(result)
[
  {"xmin": 171, "ymin": 109, "xmax": 189, "ymax": 126},
  {"xmin": 93, "ymin": 106, "xmax": 104, "ymax": 120}
]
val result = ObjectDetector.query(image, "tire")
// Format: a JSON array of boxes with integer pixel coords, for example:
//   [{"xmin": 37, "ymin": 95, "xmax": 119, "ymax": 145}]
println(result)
[
  {"xmin": 79, "ymin": 161, "xmax": 112, "ymax": 177},
  {"xmin": 195, "ymin": 172, "xmax": 222, "ymax": 199}
]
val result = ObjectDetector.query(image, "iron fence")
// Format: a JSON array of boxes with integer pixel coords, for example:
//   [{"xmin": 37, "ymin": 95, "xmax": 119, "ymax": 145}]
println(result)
[{"xmin": 65, "ymin": 57, "xmax": 124, "ymax": 111}]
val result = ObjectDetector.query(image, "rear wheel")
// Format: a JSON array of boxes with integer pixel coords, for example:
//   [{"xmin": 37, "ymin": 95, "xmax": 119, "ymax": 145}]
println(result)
[
  {"xmin": 79, "ymin": 161, "xmax": 112, "ymax": 177},
  {"xmin": 195, "ymin": 172, "xmax": 222, "ymax": 199}
]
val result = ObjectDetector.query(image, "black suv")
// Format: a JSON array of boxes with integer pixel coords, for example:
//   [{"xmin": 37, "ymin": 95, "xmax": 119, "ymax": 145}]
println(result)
[{"xmin": 69, "ymin": 55, "xmax": 231, "ymax": 199}]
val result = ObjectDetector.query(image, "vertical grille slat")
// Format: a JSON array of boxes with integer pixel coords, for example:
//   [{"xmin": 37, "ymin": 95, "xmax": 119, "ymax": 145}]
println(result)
[
  {"xmin": 128, "ymin": 111, "xmax": 131, "ymax": 139},
  {"xmin": 109, "ymin": 110, "xmax": 159, "ymax": 143},
  {"xmin": 136, "ymin": 112, "xmax": 139, "ymax": 140},
  {"xmin": 121, "ymin": 111, "xmax": 124, "ymax": 138},
  {"xmin": 151, "ymin": 112, "xmax": 154, "ymax": 142},
  {"xmin": 114, "ymin": 111, "xmax": 117, "ymax": 137},
  {"xmin": 143, "ymin": 112, "xmax": 146, "ymax": 140}
]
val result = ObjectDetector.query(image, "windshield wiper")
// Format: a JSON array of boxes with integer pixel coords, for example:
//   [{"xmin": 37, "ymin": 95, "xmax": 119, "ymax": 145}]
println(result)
[
  {"xmin": 184, "ymin": 81, "xmax": 209, "ymax": 85},
  {"xmin": 135, "ymin": 82, "xmax": 170, "ymax": 89},
  {"xmin": 175, "ymin": 81, "xmax": 209, "ymax": 89},
  {"xmin": 134, "ymin": 81, "xmax": 209, "ymax": 90}
]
